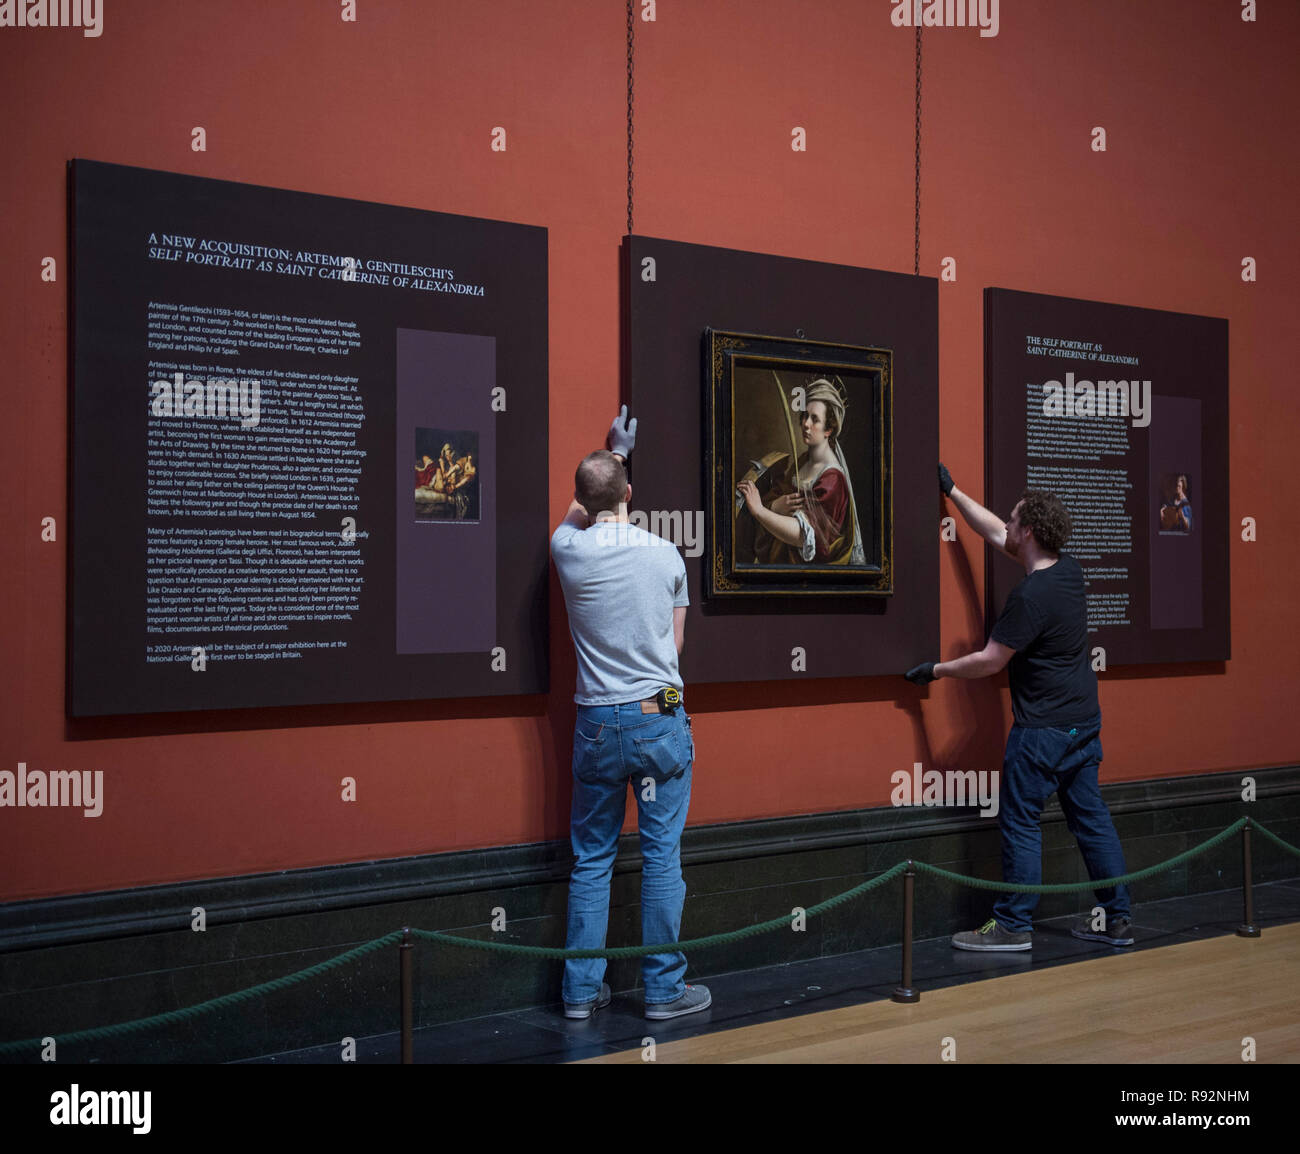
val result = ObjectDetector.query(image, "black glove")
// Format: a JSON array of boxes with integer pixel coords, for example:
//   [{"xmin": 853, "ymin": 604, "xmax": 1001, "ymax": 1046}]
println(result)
[
  {"xmin": 904, "ymin": 661, "xmax": 937, "ymax": 685},
  {"xmin": 938, "ymin": 463, "xmax": 955, "ymax": 497}
]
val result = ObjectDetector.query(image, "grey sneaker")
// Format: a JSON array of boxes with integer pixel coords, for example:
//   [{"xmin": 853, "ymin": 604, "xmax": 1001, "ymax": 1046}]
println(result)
[
  {"xmin": 1071, "ymin": 915, "xmax": 1134, "ymax": 946},
  {"xmin": 563, "ymin": 982, "xmax": 612, "ymax": 1020},
  {"xmin": 951, "ymin": 918, "xmax": 1032, "ymax": 951},
  {"xmin": 645, "ymin": 983, "xmax": 712, "ymax": 1020}
]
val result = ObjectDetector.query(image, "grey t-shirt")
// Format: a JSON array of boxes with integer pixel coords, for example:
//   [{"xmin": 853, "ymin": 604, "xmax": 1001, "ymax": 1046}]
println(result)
[{"xmin": 551, "ymin": 519, "xmax": 689, "ymax": 705}]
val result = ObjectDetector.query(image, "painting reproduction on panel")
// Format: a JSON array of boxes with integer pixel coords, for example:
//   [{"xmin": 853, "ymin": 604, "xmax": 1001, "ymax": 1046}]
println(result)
[{"xmin": 414, "ymin": 427, "xmax": 479, "ymax": 522}]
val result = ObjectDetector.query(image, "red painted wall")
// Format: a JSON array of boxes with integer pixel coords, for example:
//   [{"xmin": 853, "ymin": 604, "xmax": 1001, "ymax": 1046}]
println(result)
[{"xmin": 2, "ymin": 0, "xmax": 1296, "ymax": 901}]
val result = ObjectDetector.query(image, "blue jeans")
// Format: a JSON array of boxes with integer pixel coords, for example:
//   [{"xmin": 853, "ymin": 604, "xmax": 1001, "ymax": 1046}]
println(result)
[
  {"xmin": 993, "ymin": 715, "xmax": 1130, "ymax": 933},
  {"xmin": 562, "ymin": 702, "xmax": 694, "ymax": 1006}
]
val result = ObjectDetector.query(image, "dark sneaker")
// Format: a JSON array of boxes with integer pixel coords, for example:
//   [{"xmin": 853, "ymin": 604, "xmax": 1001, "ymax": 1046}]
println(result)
[
  {"xmin": 1071, "ymin": 915, "xmax": 1134, "ymax": 946},
  {"xmin": 563, "ymin": 982, "xmax": 612, "ymax": 1020},
  {"xmin": 951, "ymin": 918, "xmax": 1032, "ymax": 951},
  {"xmin": 645, "ymin": 983, "xmax": 712, "ymax": 1020}
]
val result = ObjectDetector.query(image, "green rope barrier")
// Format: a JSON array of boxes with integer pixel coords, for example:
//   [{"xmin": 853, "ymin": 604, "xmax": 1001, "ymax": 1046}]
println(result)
[
  {"xmin": 3, "ymin": 818, "xmax": 1297, "ymax": 1058},
  {"xmin": 413, "ymin": 861, "xmax": 910, "ymax": 960},
  {"xmin": 1252, "ymin": 819, "xmax": 1300, "ymax": 859},
  {"xmin": 914, "ymin": 817, "xmax": 1249, "ymax": 894},
  {"xmin": 0, "ymin": 930, "xmax": 403, "ymax": 1059}
]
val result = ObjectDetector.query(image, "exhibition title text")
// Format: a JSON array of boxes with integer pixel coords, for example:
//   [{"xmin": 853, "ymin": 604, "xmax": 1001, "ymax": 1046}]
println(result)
[{"xmin": 147, "ymin": 234, "xmax": 486, "ymax": 297}]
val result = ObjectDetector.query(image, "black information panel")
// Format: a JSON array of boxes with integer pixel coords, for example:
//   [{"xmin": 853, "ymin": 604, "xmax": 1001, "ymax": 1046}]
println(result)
[
  {"xmin": 984, "ymin": 288, "xmax": 1229, "ymax": 666},
  {"xmin": 69, "ymin": 161, "xmax": 548, "ymax": 716},
  {"xmin": 624, "ymin": 236, "xmax": 938, "ymax": 683}
]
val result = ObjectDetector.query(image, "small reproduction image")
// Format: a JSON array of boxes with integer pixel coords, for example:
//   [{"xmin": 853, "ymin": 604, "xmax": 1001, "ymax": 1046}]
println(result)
[
  {"xmin": 1157, "ymin": 472, "xmax": 1192, "ymax": 534},
  {"xmin": 414, "ymin": 428, "xmax": 479, "ymax": 522}
]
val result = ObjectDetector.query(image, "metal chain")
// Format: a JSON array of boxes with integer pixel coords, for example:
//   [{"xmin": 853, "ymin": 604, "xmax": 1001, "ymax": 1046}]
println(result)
[
  {"xmin": 627, "ymin": 0, "xmax": 635, "ymax": 237},
  {"xmin": 914, "ymin": 24, "xmax": 922, "ymax": 276}
]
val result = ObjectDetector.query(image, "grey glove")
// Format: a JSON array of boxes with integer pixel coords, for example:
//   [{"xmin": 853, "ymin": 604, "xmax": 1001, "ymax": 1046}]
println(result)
[
  {"xmin": 608, "ymin": 405, "xmax": 637, "ymax": 459},
  {"xmin": 938, "ymin": 463, "xmax": 955, "ymax": 497}
]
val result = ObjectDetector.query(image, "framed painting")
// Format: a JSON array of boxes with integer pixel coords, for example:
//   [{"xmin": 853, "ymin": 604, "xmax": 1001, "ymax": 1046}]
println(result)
[{"xmin": 705, "ymin": 329, "xmax": 893, "ymax": 598}]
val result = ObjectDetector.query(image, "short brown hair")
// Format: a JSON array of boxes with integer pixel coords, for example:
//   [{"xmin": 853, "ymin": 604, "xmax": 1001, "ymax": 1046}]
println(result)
[
  {"xmin": 575, "ymin": 451, "xmax": 627, "ymax": 516},
  {"xmin": 1017, "ymin": 489, "xmax": 1072, "ymax": 552}
]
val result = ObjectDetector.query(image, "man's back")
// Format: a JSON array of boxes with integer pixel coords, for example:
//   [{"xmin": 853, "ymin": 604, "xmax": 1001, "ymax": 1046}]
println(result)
[
  {"xmin": 551, "ymin": 520, "xmax": 688, "ymax": 705},
  {"xmin": 992, "ymin": 551, "xmax": 1099, "ymax": 727}
]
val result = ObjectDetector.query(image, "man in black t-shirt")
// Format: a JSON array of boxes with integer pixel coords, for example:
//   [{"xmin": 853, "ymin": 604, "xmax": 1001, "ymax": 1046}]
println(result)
[{"xmin": 904, "ymin": 467, "xmax": 1132, "ymax": 951}]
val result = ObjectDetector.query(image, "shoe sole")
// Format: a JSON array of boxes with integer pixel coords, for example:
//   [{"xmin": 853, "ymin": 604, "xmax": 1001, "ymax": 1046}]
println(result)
[
  {"xmin": 1071, "ymin": 929, "xmax": 1134, "ymax": 946},
  {"xmin": 952, "ymin": 939, "xmax": 1032, "ymax": 951},
  {"xmin": 645, "ymin": 993, "xmax": 712, "ymax": 1020},
  {"xmin": 564, "ymin": 995, "xmax": 612, "ymax": 1019}
]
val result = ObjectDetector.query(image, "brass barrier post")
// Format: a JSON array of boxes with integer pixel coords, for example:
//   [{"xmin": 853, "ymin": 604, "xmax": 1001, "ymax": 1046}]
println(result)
[
  {"xmin": 1236, "ymin": 821, "xmax": 1261, "ymax": 938},
  {"xmin": 400, "ymin": 927, "xmax": 415, "ymax": 1063},
  {"xmin": 892, "ymin": 862, "xmax": 920, "ymax": 1003}
]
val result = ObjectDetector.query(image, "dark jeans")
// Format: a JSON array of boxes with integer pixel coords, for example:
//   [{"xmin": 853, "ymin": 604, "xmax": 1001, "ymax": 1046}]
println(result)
[{"xmin": 993, "ymin": 714, "xmax": 1130, "ymax": 933}]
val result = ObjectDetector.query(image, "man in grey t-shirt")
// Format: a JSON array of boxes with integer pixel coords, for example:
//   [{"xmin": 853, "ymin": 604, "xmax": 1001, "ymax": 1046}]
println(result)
[{"xmin": 550, "ymin": 409, "xmax": 711, "ymax": 1022}]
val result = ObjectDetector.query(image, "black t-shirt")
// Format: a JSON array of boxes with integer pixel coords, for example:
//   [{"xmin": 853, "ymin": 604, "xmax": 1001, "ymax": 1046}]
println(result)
[{"xmin": 990, "ymin": 552, "xmax": 1099, "ymax": 728}]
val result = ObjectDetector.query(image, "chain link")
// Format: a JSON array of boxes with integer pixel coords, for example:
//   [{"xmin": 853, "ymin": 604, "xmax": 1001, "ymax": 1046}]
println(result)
[
  {"xmin": 627, "ymin": 0, "xmax": 635, "ymax": 236},
  {"xmin": 914, "ymin": 25, "xmax": 922, "ymax": 276}
]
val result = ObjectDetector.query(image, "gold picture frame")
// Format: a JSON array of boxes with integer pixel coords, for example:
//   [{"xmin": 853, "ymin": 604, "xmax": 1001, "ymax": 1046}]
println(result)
[{"xmin": 705, "ymin": 329, "xmax": 893, "ymax": 598}]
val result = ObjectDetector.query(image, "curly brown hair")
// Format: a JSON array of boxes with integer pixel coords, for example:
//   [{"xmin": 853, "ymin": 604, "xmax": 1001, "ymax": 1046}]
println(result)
[{"xmin": 1017, "ymin": 489, "xmax": 1072, "ymax": 553}]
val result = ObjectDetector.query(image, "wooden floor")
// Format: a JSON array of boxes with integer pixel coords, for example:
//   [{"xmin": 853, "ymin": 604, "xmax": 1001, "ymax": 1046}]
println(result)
[{"xmin": 582, "ymin": 924, "xmax": 1300, "ymax": 1063}]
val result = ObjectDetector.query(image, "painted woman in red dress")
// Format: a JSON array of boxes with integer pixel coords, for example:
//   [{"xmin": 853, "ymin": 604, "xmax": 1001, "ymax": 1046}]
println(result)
[{"xmin": 736, "ymin": 378, "xmax": 864, "ymax": 566}]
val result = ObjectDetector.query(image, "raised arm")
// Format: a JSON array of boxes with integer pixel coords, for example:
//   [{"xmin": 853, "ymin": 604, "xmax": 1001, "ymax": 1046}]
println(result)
[
  {"xmin": 561, "ymin": 499, "xmax": 590, "ymax": 531},
  {"xmin": 940, "ymin": 463, "xmax": 1014, "ymax": 559}
]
